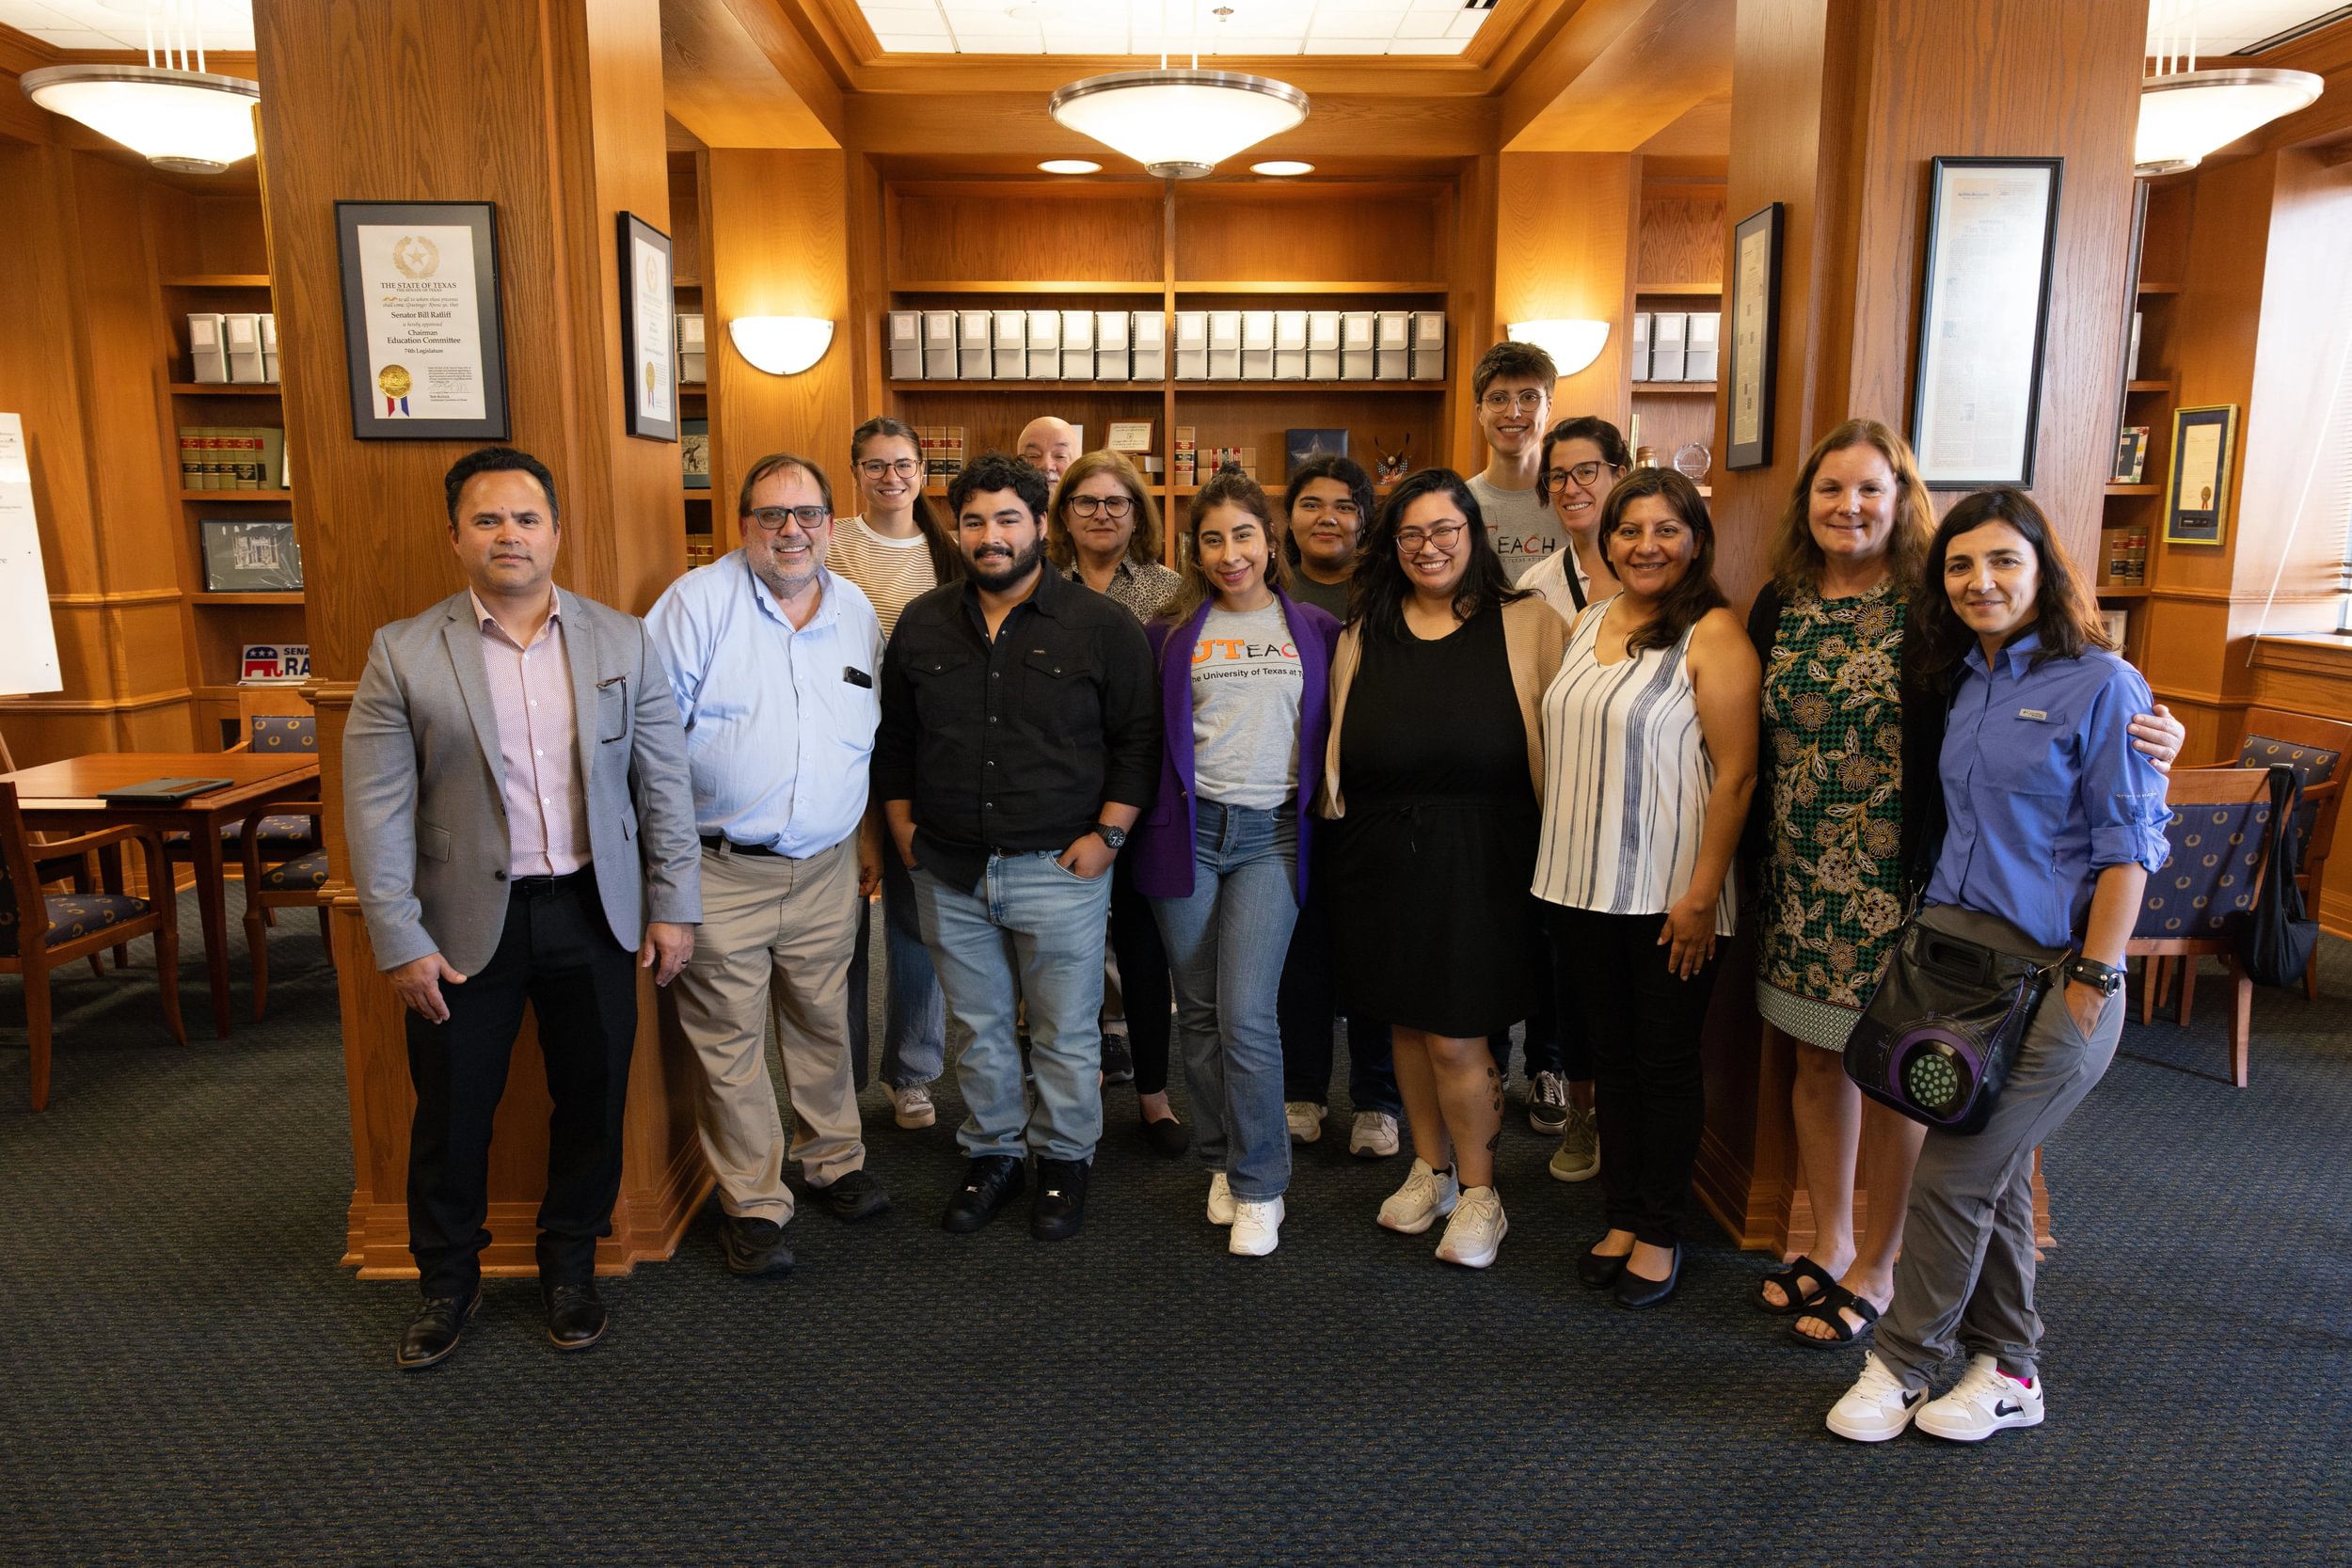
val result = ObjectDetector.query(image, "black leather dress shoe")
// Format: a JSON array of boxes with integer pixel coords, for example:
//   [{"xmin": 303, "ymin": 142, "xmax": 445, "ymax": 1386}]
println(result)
[
  {"xmin": 1615, "ymin": 1244, "xmax": 1682, "ymax": 1309},
  {"xmin": 720, "ymin": 1213, "xmax": 795, "ymax": 1275},
  {"xmin": 395, "ymin": 1289, "xmax": 482, "ymax": 1370},
  {"xmin": 1142, "ymin": 1115, "xmax": 1191, "ymax": 1158},
  {"xmin": 817, "ymin": 1167, "xmax": 891, "ymax": 1224},
  {"xmin": 543, "ymin": 1281, "xmax": 608, "ymax": 1350},
  {"xmin": 1577, "ymin": 1238, "xmax": 1630, "ymax": 1290},
  {"xmin": 1029, "ymin": 1156, "xmax": 1091, "ymax": 1241},
  {"xmin": 943, "ymin": 1154, "xmax": 1026, "ymax": 1233}
]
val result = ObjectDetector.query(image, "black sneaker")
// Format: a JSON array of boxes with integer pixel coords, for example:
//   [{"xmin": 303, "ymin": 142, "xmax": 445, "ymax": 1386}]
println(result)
[
  {"xmin": 816, "ymin": 1167, "xmax": 891, "ymax": 1224},
  {"xmin": 943, "ymin": 1153, "xmax": 1026, "ymax": 1233},
  {"xmin": 1101, "ymin": 1034, "xmax": 1136, "ymax": 1084},
  {"xmin": 1029, "ymin": 1156, "xmax": 1091, "ymax": 1241},
  {"xmin": 720, "ymin": 1213, "xmax": 795, "ymax": 1275}
]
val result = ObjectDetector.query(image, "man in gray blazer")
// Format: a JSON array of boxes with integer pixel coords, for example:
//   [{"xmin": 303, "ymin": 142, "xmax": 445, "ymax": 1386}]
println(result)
[{"xmin": 345, "ymin": 446, "xmax": 701, "ymax": 1370}]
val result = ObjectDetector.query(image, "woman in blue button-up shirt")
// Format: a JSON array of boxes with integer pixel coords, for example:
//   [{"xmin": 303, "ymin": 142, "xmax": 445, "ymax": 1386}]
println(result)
[{"xmin": 1828, "ymin": 488, "xmax": 2170, "ymax": 1448}]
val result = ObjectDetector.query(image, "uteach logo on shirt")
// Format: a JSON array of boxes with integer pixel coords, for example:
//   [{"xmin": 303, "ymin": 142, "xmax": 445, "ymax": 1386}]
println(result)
[{"xmin": 1192, "ymin": 638, "xmax": 1299, "ymax": 664}]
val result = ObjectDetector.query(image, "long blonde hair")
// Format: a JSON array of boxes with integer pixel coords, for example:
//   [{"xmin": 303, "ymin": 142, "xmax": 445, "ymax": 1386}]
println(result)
[
  {"xmin": 1046, "ymin": 450, "xmax": 1163, "ymax": 570},
  {"xmin": 1767, "ymin": 420, "xmax": 1935, "ymax": 597}
]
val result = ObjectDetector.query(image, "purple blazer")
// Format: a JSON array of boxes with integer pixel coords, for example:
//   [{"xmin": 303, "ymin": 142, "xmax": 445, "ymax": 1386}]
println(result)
[{"xmin": 1129, "ymin": 587, "xmax": 1341, "ymax": 903}]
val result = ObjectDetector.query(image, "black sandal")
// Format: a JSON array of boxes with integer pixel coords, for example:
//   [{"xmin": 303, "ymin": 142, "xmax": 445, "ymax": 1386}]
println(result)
[
  {"xmin": 1788, "ymin": 1285, "xmax": 1880, "ymax": 1347},
  {"xmin": 1753, "ymin": 1255, "xmax": 1836, "ymax": 1315}
]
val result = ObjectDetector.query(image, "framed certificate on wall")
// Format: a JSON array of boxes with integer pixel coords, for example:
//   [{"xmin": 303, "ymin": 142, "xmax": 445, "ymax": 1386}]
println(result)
[
  {"xmin": 617, "ymin": 212, "xmax": 677, "ymax": 442},
  {"xmin": 2164, "ymin": 404, "xmax": 2239, "ymax": 546},
  {"xmin": 1907, "ymin": 156, "xmax": 2064, "ymax": 489},
  {"xmin": 335, "ymin": 200, "xmax": 510, "ymax": 441},
  {"xmin": 1726, "ymin": 202, "xmax": 1783, "ymax": 470}
]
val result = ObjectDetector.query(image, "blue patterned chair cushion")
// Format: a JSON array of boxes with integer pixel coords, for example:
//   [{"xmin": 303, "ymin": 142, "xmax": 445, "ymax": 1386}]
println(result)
[
  {"xmin": 0, "ymin": 892, "xmax": 153, "ymax": 958},
  {"xmin": 248, "ymin": 715, "xmax": 318, "ymax": 752},
  {"xmin": 2134, "ymin": 799, "xmax": 2270, "ymax": 942},
  {"xmin": 257, "ymin": 850, "xmax": 329, "ymax": 892},
  {"xmin": 2234, "ymin": 734, "xmax": 2341, "ymax": 862},
  {"xmin": 219, "ymin": 813, "xmax": 320, "ymax": 853}
]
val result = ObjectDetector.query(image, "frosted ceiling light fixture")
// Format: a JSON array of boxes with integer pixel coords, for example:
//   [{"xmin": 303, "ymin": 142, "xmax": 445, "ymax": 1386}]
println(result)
[
  {"xmin": 1249, "ymin": 160, "xmax": 1315, "ymax": 177},
  {"xmin": 1038, "ymin": 159, "xmax": 1104, "ymax": 174},
  {"xmin": 1047, "ymin": 3, "xmax": 1307, "ymax": 180},
  {"xmin": 1508, "ymin": 320, "xmax": 1611, "ymax": 377},
  {"xmin": 19, "ymin": 0, "xmax": 258, "ymax": 175},
  {"xmin": 2135, "ymin": 1, "xmax": 2322, "ymax": 177}
]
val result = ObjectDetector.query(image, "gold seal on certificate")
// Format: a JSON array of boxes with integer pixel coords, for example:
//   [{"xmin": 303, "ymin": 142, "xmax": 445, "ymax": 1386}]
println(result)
[{"xmin": 377, "ymin": 363, "xmax": 413, "ymax": 417}]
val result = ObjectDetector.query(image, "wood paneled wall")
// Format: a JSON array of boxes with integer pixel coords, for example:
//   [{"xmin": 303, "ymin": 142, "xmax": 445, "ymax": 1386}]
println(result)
[
  {"xmin": 1493, "ymin": 152, "xmax": 1638, "ymax": 434},
  {"xmin": 252, "ymin": 0, "xmax": 704, "ymax": 1279}
]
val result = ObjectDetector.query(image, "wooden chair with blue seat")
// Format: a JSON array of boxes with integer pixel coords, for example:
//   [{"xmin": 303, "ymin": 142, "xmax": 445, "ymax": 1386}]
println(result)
[
  {"xmin": 238, "ymin": 796, "xmax": 330, "ymax": 1022},
  {"xmin": 2231, "ymin": 707, "xmax": 2348, "ymax": 1002},
  {"xmin": 167, "ymin": 713, "xmax": 322, "ymax": 899},
  {"xmin": 2, "ymin": 780, "xmax": 187, "ymax": 1110},
  {"xmin": 2128, "ymin": 767, "xmax": 2277, "ymax": 1088}
]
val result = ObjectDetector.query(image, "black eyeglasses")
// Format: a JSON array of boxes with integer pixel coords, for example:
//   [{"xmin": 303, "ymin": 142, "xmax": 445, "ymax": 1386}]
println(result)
[
  {"xmin": 747, "ymin": 505, "xmax": 831, "ymax": 533},
  {"xmin": 1394, "ymin": 522, "xmax": 1467, "ymax": 552},
  {"xmin": 1068, "ymin": 496, "xmax": 1136, "ymax": 519},
  {"xmin": 857, "ymin": 458, "xmax": 921, "ymax": 479},
  {"xmin": 1544, "ymin": 461, "xmax": 1621, "ymax": 492}
]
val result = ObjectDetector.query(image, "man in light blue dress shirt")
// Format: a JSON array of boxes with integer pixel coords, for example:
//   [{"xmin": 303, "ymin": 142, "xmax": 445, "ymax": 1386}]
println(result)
[{"xmin": 646, "ymin": 451, "xmax": 890, "ymax": 1277}]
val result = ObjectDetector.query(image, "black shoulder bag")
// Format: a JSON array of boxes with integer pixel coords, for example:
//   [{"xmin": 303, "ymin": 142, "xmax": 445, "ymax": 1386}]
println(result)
[{"xmin": 2235, "ymin": 764, "xmax": 2319, "ymax": 990}]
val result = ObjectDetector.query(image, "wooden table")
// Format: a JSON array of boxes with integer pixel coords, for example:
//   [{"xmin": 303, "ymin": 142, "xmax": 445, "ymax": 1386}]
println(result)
[{"xmin": 4, "ymin": 752, "xmax": 322, "ymax": 1039}]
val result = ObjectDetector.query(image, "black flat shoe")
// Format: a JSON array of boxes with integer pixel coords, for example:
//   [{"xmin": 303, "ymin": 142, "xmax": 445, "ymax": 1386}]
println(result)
[
  {"xmin": 1577, "ymin": 1237, "xmax": 1630, "ymax": 1290},
  {"xmin": 943, "ymin": 1153, "xmax": 1025, "ymax": 1233},
  {"xmin": 1029, "ymin": 1156, "xmax": 1091, "ymax": 1241},
  {"xmin": 1614, "ymin": 1245, "xmax": 1682, "ymax": 1309},
  {"xmin": 395, "ymin": 1288, "xmax": 482, "ymax": 1370},
  {"xmin": 1142, "ymin": 1115, "xmax": 1191, "ymax": 1158},
  {"xmin": 543, "ymin": 1281, "xmax": 608, "ymax": 1350}
]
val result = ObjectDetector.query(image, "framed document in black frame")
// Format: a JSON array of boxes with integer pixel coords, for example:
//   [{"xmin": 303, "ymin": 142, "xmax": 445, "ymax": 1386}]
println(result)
[
  {"xmin": 2163, "ymin": 404, "xmax": 2238, "ymax": 546},
  {"xmin": 334, "ymin": 200, "xmax": 510, "ymax": 441},
  {"xmin": 617, "ymin": 212, "xmax": 677, "ymax": 442},
  {"xmin": 1907, "ymin": 156, "xmax": 2063, "ymax": 490},
  {"xmin": 1725, "ymin": 201, "xmax": 1783, "ymax": 470}
]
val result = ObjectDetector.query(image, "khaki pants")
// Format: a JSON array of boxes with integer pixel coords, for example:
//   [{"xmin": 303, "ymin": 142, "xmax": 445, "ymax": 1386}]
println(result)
[{"xmin": 674, "ymin": 836, "xmax": 865, "ymax": 1223}]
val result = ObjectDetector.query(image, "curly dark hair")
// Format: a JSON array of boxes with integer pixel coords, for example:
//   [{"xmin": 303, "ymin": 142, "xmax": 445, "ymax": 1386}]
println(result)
[
  {"xmin": 946, "ymin": 450, "xmax": 1051, "ymax": 524},
  {"xmin": 1349, "ymin": 467, "xmax": 1530, "ymax": 641}
]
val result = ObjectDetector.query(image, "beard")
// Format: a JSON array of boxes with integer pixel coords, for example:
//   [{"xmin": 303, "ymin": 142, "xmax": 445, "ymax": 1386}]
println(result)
[
  {"xmin": 749, "ymin": 540, "xmax": 820, "ymax": 602},
  {"xmin": 965, "ymin": 534, "xmax": 1044, "ymax": 593}
]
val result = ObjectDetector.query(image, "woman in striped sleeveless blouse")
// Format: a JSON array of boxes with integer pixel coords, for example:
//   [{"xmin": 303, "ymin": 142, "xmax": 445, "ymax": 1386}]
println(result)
[{"xmin": 1534, "ymin": 467, "xmax": 1759, "ymax": 1308}]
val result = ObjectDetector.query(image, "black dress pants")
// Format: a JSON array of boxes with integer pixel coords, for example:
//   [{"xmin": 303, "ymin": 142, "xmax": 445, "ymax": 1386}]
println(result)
[
  {"xmin": 405, "ymin": 869, "xmax": 639, "ymax": 1298},
  {"xmin": 1278, "ymin": 832, "xmax": 1399, "ymax": 1115},
  {"xmin": 1107, "ymin": 852, "xmax": 1174, "ymax": 1097},
  {"xmin": 1549, "ymin": 906, "xmax": 1720, "ymax": 1247}
]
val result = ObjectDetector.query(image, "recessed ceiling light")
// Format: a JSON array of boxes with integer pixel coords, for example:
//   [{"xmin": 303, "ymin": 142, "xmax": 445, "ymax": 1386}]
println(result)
[
  {"xmin": 1249, "ymin": 160, "xmax": 1314, "ymax": 177},
  {"xmin": 1038, "ymin": 158, "xmax": 1103, "ymax": 174}
]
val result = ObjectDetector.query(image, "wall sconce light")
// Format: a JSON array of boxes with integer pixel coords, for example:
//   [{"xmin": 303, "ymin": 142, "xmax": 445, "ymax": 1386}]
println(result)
[
  {"xmin": 1507, "ymin": 319, "xmax": 1611, "ymax": 377},
  {"xmin": 728, "ymin": 315, "xmax": 834, "ymax": 376}
]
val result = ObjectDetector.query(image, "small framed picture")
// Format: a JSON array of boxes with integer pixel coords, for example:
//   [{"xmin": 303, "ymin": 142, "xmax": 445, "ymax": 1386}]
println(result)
[
  {"xmin": 200, "ymin": 519, "xmax": 303, "ymax": 592},
  {"xmin": 2164, "ymin": 404, "xmax": 2238, "ymax": 546},
  {"xmin": 334, "ymin": 201, "xmax": 510, "ymax": 440},
  {"xmin": 617, "ymin": 213, "xmax": 677, "ymax": 442},
  {"xmin": 1726, "ymin": 202, "xmax": 1783, "ymax": 470},
  {"xmin": 682, "ymin": 419, "xmax": 711, "ymax": 490}
]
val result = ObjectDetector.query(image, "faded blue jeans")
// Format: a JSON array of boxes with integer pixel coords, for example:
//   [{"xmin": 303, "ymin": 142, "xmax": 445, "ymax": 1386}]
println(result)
[
  {"xmin": 914, "ymin": 851, "xmax": 1113, "ymax": 1163},
  {"xmin": 847, "ymin": 847, "xmax": 947, "ymax": 1088},
  {"xmin": 1149, "ymin": 801, "xmax": 1299, "ymax": 1201}
]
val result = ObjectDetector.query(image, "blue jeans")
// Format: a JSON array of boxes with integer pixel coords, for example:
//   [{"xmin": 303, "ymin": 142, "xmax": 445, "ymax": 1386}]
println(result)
[
  {"xmin": 1149, "ymin": 801, "xmax": 1299, "ymax": 1201},
  {"xmin": 914, "ymin": 851, "xmax": 1113, "ymax": 1163},
  {"xmin": 847, "ymin": 847, "xmax": 947, "ymax": 1087}
]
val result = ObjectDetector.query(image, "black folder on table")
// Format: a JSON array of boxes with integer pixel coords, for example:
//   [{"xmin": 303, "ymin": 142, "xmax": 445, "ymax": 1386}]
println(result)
[{"xmin": 100, "ymin": 777, "xmax": 233, "ymax": 805}]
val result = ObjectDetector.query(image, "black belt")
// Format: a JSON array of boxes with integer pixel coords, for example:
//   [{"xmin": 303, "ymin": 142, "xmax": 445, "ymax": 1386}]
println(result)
[
  {"xmin": 509, "ymin": 868, "xmax": 592, "ymax": 896},
  {"xmin": 702, "ymin": 834, "xmax": 782, "ymax": 858}
]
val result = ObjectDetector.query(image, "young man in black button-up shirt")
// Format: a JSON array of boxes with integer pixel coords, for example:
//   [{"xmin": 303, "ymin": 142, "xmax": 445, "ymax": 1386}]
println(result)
[{"xmin": 876, "ymin": 451, "xmax": 1160, "ymax": 1241}]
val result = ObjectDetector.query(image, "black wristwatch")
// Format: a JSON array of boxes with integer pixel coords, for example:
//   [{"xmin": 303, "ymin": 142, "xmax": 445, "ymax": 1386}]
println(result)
[
  {"xmin": 1090, "ymin": 822, "xmax": 1128, "ymax": 851},
  {"xmin": 2063, "ymin": 956, "xmax": 2124, "ymax": 995}
]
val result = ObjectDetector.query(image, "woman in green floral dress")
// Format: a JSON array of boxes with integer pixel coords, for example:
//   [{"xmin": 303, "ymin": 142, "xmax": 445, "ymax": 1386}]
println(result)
[{"xmin": 1744, "ymin": 420, "xmax": 2180, "ymax": 1346}]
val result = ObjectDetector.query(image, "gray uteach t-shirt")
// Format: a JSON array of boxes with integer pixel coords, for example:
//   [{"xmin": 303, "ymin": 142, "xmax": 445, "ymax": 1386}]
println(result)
[
  {"xmin": 1467, "ymin": 472, "xmax": 1565, "ymax": 587},
  {"xmin": 1189, "ymin": 602, "xmax": 1303, "ymax": 811}
]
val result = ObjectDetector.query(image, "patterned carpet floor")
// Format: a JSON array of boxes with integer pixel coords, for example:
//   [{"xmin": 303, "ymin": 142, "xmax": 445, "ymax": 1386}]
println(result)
[{"xmin": 1, "ymin": 893, "xmax": 2347, "ymax": 1565}]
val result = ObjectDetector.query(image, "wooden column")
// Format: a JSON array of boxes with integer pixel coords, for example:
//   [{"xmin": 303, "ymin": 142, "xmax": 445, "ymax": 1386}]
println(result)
[
  {"xmin": 705, "ymin": 149, "xmax": 856, "ymax": 514},
  {"xmin": 1699, "ymin": 0, "xmax": 2148, "ymax": 1253},
  {"xmin": 252, "ymin": 0, "xmax": 705, "ymax": 1279},
  {"xmin": 1492, "ymin": 152, "xmax": 1639, "ymax": 435}
]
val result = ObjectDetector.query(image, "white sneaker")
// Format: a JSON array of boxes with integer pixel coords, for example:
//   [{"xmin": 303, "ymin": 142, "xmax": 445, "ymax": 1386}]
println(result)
[
  {"xmin": 1348, "ymin": 1111, "xmax": 1400, "ymax": 1158},
  {"xmin": 1205, "ymin": 1170, "xmax": 1235, "ymax": 1227},
  {"xmin": 1376, "ymin": 1157, "xmax": 1459, "ymax": 1234},
  {"xmin": 1915, "ymin": 1354, "xmax": 2046, "ymax": 1442},
  {"xmin": 1284, "ymin": 1101, "xmax": 1324, "ymax": 1144},
  {"xmin": 1826, "ymin": 1352, "xmax": 1927, "ymax": 1442},
  {"xmin": 885, "ymin": 1083, "xmax": 935, "ymax": 1130},
  {"xmin": 1435, "ymin": 1185, "xmax": 1507, "ymax": 1268},
  {"xmin": 1228, "ymin": 1196, "xmax": 1284, "ymax": 1256}
]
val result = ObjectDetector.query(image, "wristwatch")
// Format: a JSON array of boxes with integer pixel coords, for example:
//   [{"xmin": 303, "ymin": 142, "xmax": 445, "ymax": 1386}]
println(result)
[
  {"xmin": 1090, "ymin": 822, "xmax": 1129, "ymax": 851},
  {"xmin": 2063, "ymin": 956, "xmax": 2125, "ymax": 995}
]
